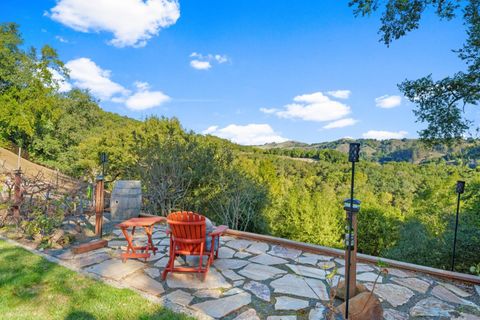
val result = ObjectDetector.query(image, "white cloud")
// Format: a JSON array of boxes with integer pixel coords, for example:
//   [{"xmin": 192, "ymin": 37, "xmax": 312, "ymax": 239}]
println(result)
[
  {"xmin": 65, "ymin": 58, "xmax": 170, "ymax": 110},
  {"xmin": 326, "ymin": 90, "xmax": 351, "ymax": 99},
  {"xmin": 55, "ymin": 35, "xmax": 68, "ymax": 43},
  {"xmin": 190, "ymin": 60, "xmax": 212, "ymax": 70},
  {"xmin": 48, "ymin": 68, "xmax": 72, "ymax": 92},
  {"xmin": 323, "ymin": 118, "xmax": 358, "ymax": 129},
  {"xmin": 362, "ymin": 130, "xmax": 408, "ymax": 140},
  {"xmin": 189, "ymin": 52, "xmax": 229, "ymax": 70},
  {"xmin": 259, "ymin": 107, "xmax": 278, "ymax": 114},
  {"xmin": 268, "ymin": 91, "xmax": 351, "ymax": 122},
  {"xmin": 65, "ymin": 58, "xmax": 129, "ymax": 100},
  {"xmin": 375, "ymin": 95, "xmax": 402, "ymax": 108},
  {"xmin": 203, "ymin": 124, "xmax": 288, "ymax": 145},
  {"xmin": 48, "ymin": 0, "xmax": 180, "ymax": 48},
  {"xmin": 125, "ymin": 81, "xmax": 170, "ymax": 110}
]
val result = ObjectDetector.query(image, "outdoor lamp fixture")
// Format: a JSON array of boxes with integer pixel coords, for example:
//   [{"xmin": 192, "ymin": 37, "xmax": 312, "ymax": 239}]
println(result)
[
  {"xmin": 345, "ymin": 142, "xmax": 360, "ymax": 319},
  {"xmin": 451, "ymin": 180, "xmax": 465, "ymax": 271}
]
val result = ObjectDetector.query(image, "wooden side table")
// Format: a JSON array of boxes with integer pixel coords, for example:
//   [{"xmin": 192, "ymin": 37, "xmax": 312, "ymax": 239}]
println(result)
[{"xmin": 116, "ymin": 216, "xmax": 166, "ymax": 262}]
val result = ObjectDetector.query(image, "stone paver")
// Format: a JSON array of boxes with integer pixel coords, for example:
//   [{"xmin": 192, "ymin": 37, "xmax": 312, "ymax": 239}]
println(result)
[
  {"xmin": 213, "ymin": 258, "xmax": 249, "ymax": 270},
  {"xmin": 192, "ymin": 291, "xmax": 251, "ymax": 318},
  {"xmin": 85, "ymin": 259, "xmax": 144, "ymax": 280},
  {"xmin": 221, "ymin": 269, "xmax": 245, "ymax": 281},
  {"xmin": 239, "ymin": 263, "xmax": 287, "ymax": 281},
  {"xmin": 233, "ymin": 309, "xmax": 260, "ymax": 320},
  {"xmin": 357, "ymin": 272, "xmax": 382, "ymax": 282},
  {"xmin": 217, "ymin": 247, "xmax": 235, "ymax": 259},
  {"xmin": 308, "ymin": 303, "xmax": 326, "ymax": 319},
  {"xmin": 410, "ymin": 297, "xmax": 455, "ymax": 317},
  {"xmin": 226, "ymin": 239, "xmax": 254, "ymax": 251},
  {"xmin": 304, "ymin": 277, "xmax": 329, "ymax": 300},
  {"xmin": 166, "ymin": 269, "xmax": 231, "ymax": 290},
  {"xmin": 286, "ymin": 264, "xmax": 327, "ymax": 279},
  {"xmin": 297, "ymin": 256, "xmax": 318, "ymax": 265},
  {"xmin": 144, "ymin": 267, "xmax": 160, "ymax": 279},
  {"xmin": 194, "ymin": 289, "xmax": 223, "ymax": 299},
  {"xmin": 235, "ymin": 251, "xmax": 251, "ymax": 259},
  {"xmin": 268, "ymin": 245, "xmax": 302, "ymax": 260},
  {"xmin": 364, "ymin": 283, "xmax": 414, "ymax": 307},
  {"xmin": 275, "ymin": 296, "xmax": 309, "ymax": 310},
  {"xmin": 164, "ymin": 290, "xmax": 193, "ymax": 306},
  {"xmin": 392, "ymin": 277, "xmax": 430, "ymax": 293},
  {"xmin": 248, "ymin": 253, "xmax": 288, "ymax": 265},
  {"xmin": 123, "ymin": 272, "xmax": 165, "ymax": 296},
  {"xmin": 440, "ymin": 282, "xmax": 472, "ymax": 297},
  {"xmin": 383, "ymin": 308, "xmax": 409, "ymax": 320},
  {"xmin": 244, "ymin": 281, "xmax": 271, "ymax": 301},
  {"xmin": 317, "ymin": 261, "xmax": 335, "ymax": 270},
  {"xmin": 266, "ymin": 316, "xmax": 297, "ymax": 320},
  {"xmin": 432, "ymin": 285, "xmax": 478, "ymax": 307},
  {"xmin": 246, "ymin": 242, "xmax": 270, "ymax": 254},
  {"xmin": 270, "ymin": 274, "xmax": 318, "ymax": 299}
]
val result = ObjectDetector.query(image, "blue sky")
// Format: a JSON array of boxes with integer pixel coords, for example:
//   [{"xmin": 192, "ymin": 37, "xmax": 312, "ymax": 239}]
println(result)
[{"xmin": 2, "ymin": 0, "xmax": 474, "ymax": 144}]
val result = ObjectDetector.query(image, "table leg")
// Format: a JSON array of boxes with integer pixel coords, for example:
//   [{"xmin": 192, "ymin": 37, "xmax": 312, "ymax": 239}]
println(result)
[
  {"xmin": 119, "ymin": 226, "xmax": 150, "ymax": 262},
  {"xmin": 144, "ymin": 225, "xmax": 157, "ymax": 255}
]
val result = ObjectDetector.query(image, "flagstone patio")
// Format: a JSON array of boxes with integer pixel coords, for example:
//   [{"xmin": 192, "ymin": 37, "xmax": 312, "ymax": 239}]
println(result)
[{"xmin": 48, "ymin": 224, "xmax": 480, "ymax": 320}]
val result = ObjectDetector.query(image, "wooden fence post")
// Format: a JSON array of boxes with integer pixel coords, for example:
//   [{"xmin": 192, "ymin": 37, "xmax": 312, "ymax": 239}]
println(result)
[{"xmin": 95, "ymin": 175, "xmax": 104, "ymax": 237}]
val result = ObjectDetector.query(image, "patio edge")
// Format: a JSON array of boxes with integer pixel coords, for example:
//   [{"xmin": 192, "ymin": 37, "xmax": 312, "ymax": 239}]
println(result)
[{"xmin": 225, "ymin": 229, "xmax": 480, "ymax": 285}]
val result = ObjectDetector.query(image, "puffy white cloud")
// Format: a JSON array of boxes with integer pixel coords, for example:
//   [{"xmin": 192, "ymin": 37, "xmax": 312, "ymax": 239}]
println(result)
[
  {"xmin": 189, "ymin": 52, "xmax": 229, "ymax": 70},
  {"xmin": 190, "ymin": 60, "xmax": 212, "ymax": 70},
  {"xmin": 362, "ymin": 130, "xmax": 408, "ymax": 140},
  {"xmin": 65, "ymin": 58, "xmax": 170, "ymax": 110},
  {"xmin": 125, "ymin": 81, "xmax": 170, "ymax": 110},
  {"xmin": 326, "ymin": 90, "xmax": 351, "ymax": 99},
  {"xmin": 323, "ymin": 118, "xmax": 358, "ymax": 129},
  {"xmin": 268, "ymin": 91, "xmax": 351, "ymax": 122},
  {"xmin": 202, "ymin": 124, "xmax": 288, "ymax": 145},
  {"xmin": 375, "ymin": 95, "xmax": 402, "ymax": 108},
  {"xmin": 55, "ymin": 35, "xmax": 68, "ymax": 43},
  {"xmin": 48, "ymin": 0, "xmax": 180, "ymax": 47},
  {"xmin": 65, "ymin": 58, "xmax": 129, "ymax": 99}
]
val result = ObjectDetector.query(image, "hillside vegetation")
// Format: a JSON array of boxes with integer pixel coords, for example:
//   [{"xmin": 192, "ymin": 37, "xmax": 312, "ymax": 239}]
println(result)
[{"xmin": 1, "ymin": 23, "xmax": 479, "ymax": 274}]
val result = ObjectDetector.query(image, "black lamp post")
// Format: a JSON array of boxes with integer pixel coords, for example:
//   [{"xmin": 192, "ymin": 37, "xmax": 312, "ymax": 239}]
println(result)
[
  {"xmin": 345, "ymin": 142, "xmax": 360, "ymax": 319},
  {"xmin": 451, "ymin": 180, "xmax": 465, "ymax": 271}
]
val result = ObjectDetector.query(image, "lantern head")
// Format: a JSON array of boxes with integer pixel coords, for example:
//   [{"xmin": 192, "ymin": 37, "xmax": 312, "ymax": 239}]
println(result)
[
  {"xmin": 348, "ymin": 143, "xmax": 360, "ymax": 162},
  {"xmin": 456, "ymin": 181, "xmax": 465, "ymax": 194}
]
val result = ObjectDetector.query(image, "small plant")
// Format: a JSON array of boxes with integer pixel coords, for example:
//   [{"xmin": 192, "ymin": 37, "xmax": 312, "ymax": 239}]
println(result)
[
  {"xmin": 23, "ymin": 206, "xmax": 63, "ymax": 239},
  {"xmin": 470, "ymin": 263, "xmax": 480, "ymax": 276}
]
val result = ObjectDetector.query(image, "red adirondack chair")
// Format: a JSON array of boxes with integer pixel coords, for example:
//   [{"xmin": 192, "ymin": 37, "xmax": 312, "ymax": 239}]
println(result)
[{"xmin": 162, "ymin": 211, "xmax": 228, "ymax": 280}]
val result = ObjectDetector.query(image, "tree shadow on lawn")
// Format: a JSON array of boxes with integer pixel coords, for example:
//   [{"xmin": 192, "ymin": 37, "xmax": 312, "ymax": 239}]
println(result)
[{"xmin": 65, "ymin": 310, "xmax": 96, "ymax": 320}]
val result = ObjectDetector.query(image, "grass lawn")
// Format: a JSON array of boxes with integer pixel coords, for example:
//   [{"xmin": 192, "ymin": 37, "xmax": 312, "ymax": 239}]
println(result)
[{"xmin": 0, "ymin": 240, "xmax": 192, "ymax": 320}]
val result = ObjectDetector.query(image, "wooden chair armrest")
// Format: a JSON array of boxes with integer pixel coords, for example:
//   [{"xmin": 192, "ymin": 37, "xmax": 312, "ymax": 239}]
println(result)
[{"xmin": 209, "ymin": 225, "xmax": 228, "ymax": 237}]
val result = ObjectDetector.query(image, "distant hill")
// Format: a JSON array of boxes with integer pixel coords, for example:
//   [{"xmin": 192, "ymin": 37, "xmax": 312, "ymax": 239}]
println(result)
[{"xmin": 259, "ymin": 138, "xmax": 480, "ymax": 166}]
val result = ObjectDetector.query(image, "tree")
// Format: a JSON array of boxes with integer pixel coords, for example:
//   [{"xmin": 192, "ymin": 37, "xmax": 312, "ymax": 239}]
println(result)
[{"xmin": 349, "ymin": 0, "xmax": 480, "ymax": 144}]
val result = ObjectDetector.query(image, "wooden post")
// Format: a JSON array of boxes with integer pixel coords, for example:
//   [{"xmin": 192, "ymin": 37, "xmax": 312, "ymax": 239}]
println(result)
[
  {"xmin": 344, "ymin": 208, "xmax": 358, "ymax": 298},
  {"xmin": 95, "ymin": 175, "xmax": 104, "ymax": 237},
  {"xmin": 13, "ymin": 169, "xmax": 22, "ymax": 221}
]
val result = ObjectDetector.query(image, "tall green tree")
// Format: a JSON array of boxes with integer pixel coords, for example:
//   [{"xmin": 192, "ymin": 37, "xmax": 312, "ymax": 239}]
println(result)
[{"xmin": 349, "ymin": 0, "xmax": 480, "ymax": 144}]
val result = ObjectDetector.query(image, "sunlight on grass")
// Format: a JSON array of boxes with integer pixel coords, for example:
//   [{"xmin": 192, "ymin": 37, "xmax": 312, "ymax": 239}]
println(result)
[{"xmin": 0, "ymin": 240, "xmax": 192, "ymax": 320}]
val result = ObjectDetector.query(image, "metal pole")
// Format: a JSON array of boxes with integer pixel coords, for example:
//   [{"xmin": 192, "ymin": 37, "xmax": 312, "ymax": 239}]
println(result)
[
  {"xmin": 451, "ymin": 191, "xmax": 461, "ymax": 271},
  {"xmin": 345, "ymin": 160, "xmax": 355, "ymax": 319}
]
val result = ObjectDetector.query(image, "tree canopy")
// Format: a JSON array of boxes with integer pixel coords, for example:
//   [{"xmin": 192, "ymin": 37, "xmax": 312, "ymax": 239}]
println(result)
[{"xmin": 349, "ymin": 0, "xmax": 480, "ymax": 144}]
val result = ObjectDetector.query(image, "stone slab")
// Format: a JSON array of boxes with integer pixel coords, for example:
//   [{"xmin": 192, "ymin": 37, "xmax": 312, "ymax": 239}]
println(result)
[
  {"xmin": 192, "ymin": 292, "xmax": 251, "ymax": 318},
  {"xmin": 144, "ymin": 267, "xmax": 160, "ymax": 279},
  {"xmin": 213, "ymin": 258, "xmax": 249, "ymax": 270},
  {"xmin": 304, "ymin": 278, "xmax": 329, "ymax": 300},
  {"xmin": 239, "ymin": 263, "xmax": 287, "ymax": 281},
  {"xmin": 357, "ymin": 272, "xmax": 382, "ymax": 282},
  {"xmin": 233, "ymin": 309, "xmax": 260, "ymax": 320},
  {"xmin": 392, "ymin": 277, "xmax": 430, "ymax": 293},
  {"xmin": 244, "ymin": 281, "xmax": 271, "ymax": 301},
  {"xmin": 275, "ymin": 296, "xmax": 309, "ymax": 310},
  {"xmin": 194, "ymin": 289, "xmax": 223, "ymax": 299},
  {"xmin": 226, "ymin": 239, "xmax": 254, "ymax": 251},
  {"xmin": 249, "ymin": 254, "xmax": 288, "ymax": 265},
  {"xmin": 266, "ymin": 316, "xmax": 297, "ymax": 320},
  {"xmin": 286, "ymin": 264, "xmax": 327, "ymax": 280},
  {"xmin": 440, "ymin": 282, "xmax": 472, "ymax": 297},
  {"xmin": 268, "ymin": 245, "xmax": 302, "ymax": 260},
  {"xmin": 217, "ymin": 247, "xmax": 236, "ymax": 259},
  {"xmin": 308, "ymin": 304, "xmax": 326, "ymax": 320},
  {"xmin": 383, "ymin": 308, "xmax": 409, "ymax": 320},
  {"xmin": 235, "ymin": 251, "xmax": 252, "ymax": 259},
  {"xmin": 432, "ymin": 285, "xmax": 478, "ymax": 307},
  {"xmin": 164, "ymin": 290, "xmax": 193, "ymax": 306},
  {"xmin": 123, "ymin": 272, "xmax": 164, "ymax": 296},
  {"xmin": 85, "ymin": 259, "xmax": 144, "ymax": 281},
  {"xmin": 270, "ymin": 274, "xmax": 318, "ymax": 299},
  {"xmin": 221, "ymin": 269, "xmax": 245, "ymax": 281},
  {"xmin": 364, "ymin": 283, "xmax": 414, "ymax": 307},
  {"xmin": 410, "ymin": 297, "xmax": 454, "ymax": 317},
  {"xmin": 246, "ymin": 242, "xmax": 270, "ymax": 254},
  {"xmin": 166, "ymin": 268, "xmax": 231, "ymax": 290}
]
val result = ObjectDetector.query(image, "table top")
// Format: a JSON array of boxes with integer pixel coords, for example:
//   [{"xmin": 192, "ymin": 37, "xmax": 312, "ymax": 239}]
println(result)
[{"xmin": 117, "ymin": 216, "xmax": 166, "ymax": 228}]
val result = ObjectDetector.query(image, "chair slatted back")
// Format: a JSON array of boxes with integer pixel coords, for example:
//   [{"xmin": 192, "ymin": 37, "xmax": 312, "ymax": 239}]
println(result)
[{"xmin": 167, "ymin": 211, "xmax": 206, "ymax": 253}]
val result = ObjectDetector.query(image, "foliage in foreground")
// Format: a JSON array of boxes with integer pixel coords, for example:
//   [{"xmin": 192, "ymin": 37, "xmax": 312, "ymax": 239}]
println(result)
[{"xmin": 0, "ymin": 240, "xmax": 191, "ymax": 320}]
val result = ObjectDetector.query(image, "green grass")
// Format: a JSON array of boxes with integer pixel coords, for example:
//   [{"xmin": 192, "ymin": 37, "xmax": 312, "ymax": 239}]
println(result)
[{"xmin": 0, "ymin": 240, "xmax": 192, "ymax": 320}]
